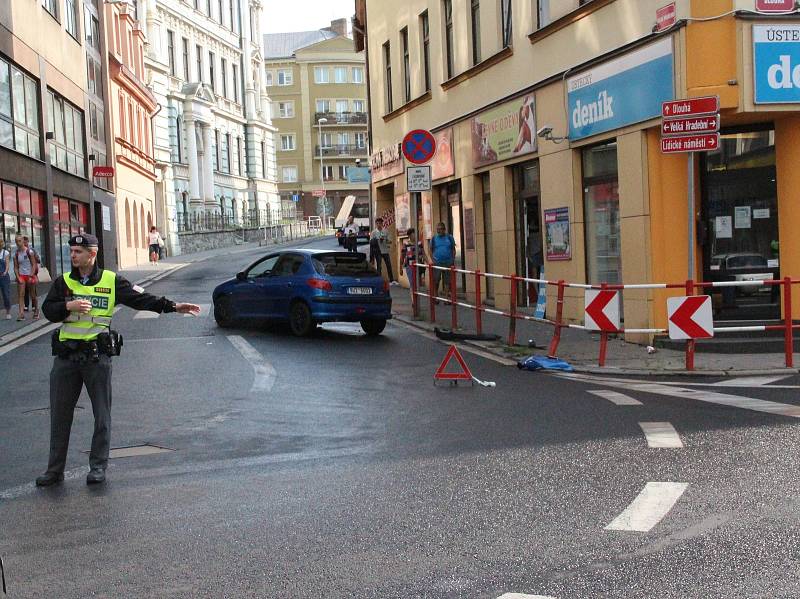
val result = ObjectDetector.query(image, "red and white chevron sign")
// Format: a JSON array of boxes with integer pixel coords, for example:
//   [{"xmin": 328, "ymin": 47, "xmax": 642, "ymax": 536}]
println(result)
[
  {"xmin": 667, "ymin": 295, "xmax": 714, "ymax": 340},
  {"xmin": 584, "ymin": 289, "xmax": 620, "ymax": 333}
]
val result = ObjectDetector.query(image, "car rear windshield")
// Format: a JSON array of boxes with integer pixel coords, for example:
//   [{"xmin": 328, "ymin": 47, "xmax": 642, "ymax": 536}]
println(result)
[
  {"xmin": 312, "ymin": 253, "xmax": 377, "ymax": 276},
  {"xmin": 727, "ymin": 255, "xmax": 767, "ymax": 268}
]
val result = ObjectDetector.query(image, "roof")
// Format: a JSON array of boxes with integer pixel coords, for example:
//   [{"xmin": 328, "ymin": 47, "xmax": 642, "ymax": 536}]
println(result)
[{"xmin": 263, "ymin": 30, "xmax": 338, "ymax": 59}]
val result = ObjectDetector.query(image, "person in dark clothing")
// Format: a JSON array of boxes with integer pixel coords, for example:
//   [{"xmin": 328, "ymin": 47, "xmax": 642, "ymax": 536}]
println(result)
[{"xmin": 35, "ymin": 233, "xmax": 200, "ymax": 487}]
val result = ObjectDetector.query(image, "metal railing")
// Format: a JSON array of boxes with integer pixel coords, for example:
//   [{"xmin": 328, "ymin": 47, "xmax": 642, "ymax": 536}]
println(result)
[
  {"xmin": 314, "ymin": 111, "xmax": 368, "ymax": 125},
  {"xmin": 177, "ymin": 209, "xmax": 304, "ymax": 233},
  {"xmin": 315, "ymin": 144, "xmax": 368, "ymax": 157}
]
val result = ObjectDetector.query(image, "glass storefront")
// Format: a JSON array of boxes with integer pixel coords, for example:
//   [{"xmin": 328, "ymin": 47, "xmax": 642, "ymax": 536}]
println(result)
[
  {"xmin": 52, "ymin": 196, "xmax": 89, "ymax": 276},
  {"xmin": 436, "ymin": 180, "xmax": 464, "ymax": 291},
  {"xmin": 582, "ymin": 141, "xmax": 621, "ymax": 284},
  {"xmin": 1, "ymin": 180, "xmax": 47, "ymax": 271},
  {"xmin": 701, "ymin": 127, "xmax": 779, "ymax": 321}
]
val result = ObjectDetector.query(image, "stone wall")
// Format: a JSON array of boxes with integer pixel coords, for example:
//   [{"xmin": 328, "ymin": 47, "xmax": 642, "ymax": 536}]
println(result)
[{"xmin": 176, "ymin": 225, "xmax": 313, "ymax": 255}]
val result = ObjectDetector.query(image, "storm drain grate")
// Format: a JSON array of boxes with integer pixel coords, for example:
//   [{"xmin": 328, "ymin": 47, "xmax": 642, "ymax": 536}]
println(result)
[
  {"xmin": 82, "ymin": 444, "xmax": 175, "ymax": 459},
  {"xmin": 23, "ymin": 406, "xmax": 84, "ymax": 414}
]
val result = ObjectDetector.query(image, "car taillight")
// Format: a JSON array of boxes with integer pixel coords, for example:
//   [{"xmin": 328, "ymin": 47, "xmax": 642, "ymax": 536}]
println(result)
[
  {"xmin": 383, "ymin": 280, "xmax": 390, "ymax": 293},
  {"xmin": 307, "ymin": 278, "xmax": 332, "ymax": 291}
]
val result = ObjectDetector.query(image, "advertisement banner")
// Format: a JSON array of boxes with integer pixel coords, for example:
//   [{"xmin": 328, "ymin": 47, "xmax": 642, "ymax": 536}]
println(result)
[
  {"xmin": 567, "ymin": 38, "xmax": 674, "ymax": 140},
  {"xmin": 754, "ymin": 25, "xmax": 800, "ymax": 104},
  {"xmin": 394, "ymin": 193, "xmax": 411, "ymax": 235},
  {"xmin": 544, "ymin": 207, "xmax": 572, "ymax": 261},
  {"xmin": 471, "ymin": 95, "xmax": 537, "ymax": 168},
  {"xmin": 432, "ymin": 128, "xmax": 455, "ymax": 180},
  {"xmin": 347, "ymin": 167, "xmax": 371, "ymax": 184}
]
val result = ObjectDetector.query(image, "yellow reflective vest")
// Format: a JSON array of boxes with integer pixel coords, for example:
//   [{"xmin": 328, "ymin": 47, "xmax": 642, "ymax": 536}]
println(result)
[{"xmin": 59, "ymin": 270, "xmax": 116, "ymax": 341}]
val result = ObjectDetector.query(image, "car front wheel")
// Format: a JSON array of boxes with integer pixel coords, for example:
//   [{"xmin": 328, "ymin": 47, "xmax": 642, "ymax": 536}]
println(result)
[
  {"xmin": 214, "ymin": 296, "xmax": 234, "ymax": 328},
  {"xmin": 361, "ymin": 319, "xmax": 387, "ymax": 336},
  {"xmin": 289, "ymin": 301, "xmax": 316, "ymax": 337}
]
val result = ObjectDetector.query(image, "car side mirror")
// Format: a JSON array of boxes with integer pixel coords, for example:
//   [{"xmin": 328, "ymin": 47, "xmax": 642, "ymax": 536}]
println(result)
[{"xmin": 236, "ymin": 272, "xmax": 247, "ymax": 281}]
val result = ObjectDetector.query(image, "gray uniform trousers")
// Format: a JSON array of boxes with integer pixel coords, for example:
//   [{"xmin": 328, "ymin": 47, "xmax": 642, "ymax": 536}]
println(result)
[{"xmin": 47, "ymin": 354, "xmax": 113, "ymax": 473}]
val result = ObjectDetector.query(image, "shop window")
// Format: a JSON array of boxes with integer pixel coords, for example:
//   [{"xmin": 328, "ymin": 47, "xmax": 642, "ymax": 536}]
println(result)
[
  {"xmin": 582, "ymin": 141, "xmax": 621, "ymax": 284},
  {"xmin": 47, "ymin": 91, "xmax": 86, "ymax": 178}
]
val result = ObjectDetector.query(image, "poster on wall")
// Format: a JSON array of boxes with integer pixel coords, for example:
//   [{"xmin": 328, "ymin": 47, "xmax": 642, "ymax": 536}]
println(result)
[
  {"xmin": 394, "ymin": 194, "xmax": 410, "ymax": 235},
  {"xmin": 102, "ymin": 205, "xmax": 111, "ymax": 231},
  {"xmin": 715, "ymin": 215, "xmax": 733, "ymax": 239},
  {"xmin": 544, "ymin": 207, "xmax": 572, "ymax": 261},
  {"xmin": 734, "ymin": 206, "xmax": 752, "ymax": 229},
  {"xmin": 471, "ymin": 94, "xmax": 537, "ymax": 168},
  {"xmin": 463, "ymin": 208, "xmax": 475, "ymax": 250},
  {"xmin": 422, "ymin": 192, "xmax": 433, "ymax": 240},
  {"xmin": 431, "ymin": 128, "xmax": 455, "ymax": 180}
]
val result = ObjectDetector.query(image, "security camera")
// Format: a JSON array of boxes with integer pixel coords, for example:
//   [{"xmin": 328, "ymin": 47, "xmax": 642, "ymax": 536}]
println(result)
[{"xmin": 537, "ymin": 126, "xmax": 553, "ymax": 138}]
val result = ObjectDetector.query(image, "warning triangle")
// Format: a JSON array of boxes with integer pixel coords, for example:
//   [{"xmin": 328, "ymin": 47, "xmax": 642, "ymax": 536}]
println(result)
[{"xmin": 434, "ymin": 345, "xmax": 474, "ymax": 381}]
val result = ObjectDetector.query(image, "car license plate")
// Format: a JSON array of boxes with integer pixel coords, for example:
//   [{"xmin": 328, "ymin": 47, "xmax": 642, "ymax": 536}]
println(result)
[{"xmin": 348, "ymin": 287, "xmax": 373, "ymax": 295}]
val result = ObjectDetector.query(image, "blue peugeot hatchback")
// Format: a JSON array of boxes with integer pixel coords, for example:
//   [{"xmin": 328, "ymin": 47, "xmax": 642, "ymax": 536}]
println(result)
[{"xmin": 212, "ymin": 249, "xmax": 392, "ymax": 336}]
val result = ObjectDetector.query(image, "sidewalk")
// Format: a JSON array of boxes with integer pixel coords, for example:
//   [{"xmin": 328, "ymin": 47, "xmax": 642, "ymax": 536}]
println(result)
[
  {"xmin": 391, "ymin": 286, "xmax": 800, "ymax": 376},
  {"xmin": 0, "ymin": 234, "xmax": 330, "ymax": 348}
]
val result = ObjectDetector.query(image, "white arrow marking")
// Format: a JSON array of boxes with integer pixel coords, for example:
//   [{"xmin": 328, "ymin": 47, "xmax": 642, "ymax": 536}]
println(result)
[
  {"xmin": 639, "ymin": 422, "xmax": 683, "ymax": 448},
  {"xmin": 605, "ymin": 482, "xmax": 689, "ymax": 532},
  {"xmin": 587, "ymin": 389, "xmax": 643, "ymax": 406},
  {"xmin": 713, "ymin": 375, "xmax": 791, "ymax": 387},
  {"xmin": 226, "ymin": 335, "xmax": 277, "ymax": 393}
]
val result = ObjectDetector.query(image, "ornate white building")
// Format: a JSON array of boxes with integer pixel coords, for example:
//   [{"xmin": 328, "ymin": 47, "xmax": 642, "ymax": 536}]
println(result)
[{"xmin": 142, "ymin": 0, "xmax": 279, "ymax": 254}]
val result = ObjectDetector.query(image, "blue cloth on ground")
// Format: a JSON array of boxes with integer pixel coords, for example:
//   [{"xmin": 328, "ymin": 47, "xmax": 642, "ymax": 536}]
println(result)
[{"xmin": 517, "ymin": 355, "xmax": 574, "ymax": 372}]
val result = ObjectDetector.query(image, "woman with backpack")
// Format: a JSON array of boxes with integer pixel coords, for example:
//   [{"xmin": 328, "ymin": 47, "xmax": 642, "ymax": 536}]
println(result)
[{"xmin": 13, "ymin": 234, "xmax": 39, "ymax": 321}]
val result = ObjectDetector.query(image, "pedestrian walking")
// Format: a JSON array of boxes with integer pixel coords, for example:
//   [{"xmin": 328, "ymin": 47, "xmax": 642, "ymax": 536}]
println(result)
[
  {"xmin": 148, "ymin": 226, "xmax": 164, "ymax": 264},
  {"xmin": 343, "ymin": 216, "xmax": 358, "ymax": 253},
  {"xmin": 22, "ymin": 237, "xmax": 40, "ymax": 312},
  {"xmin": 35, "ymin": 233, "xmax": 200, "ymax": 487},
  {"xmin": 0, "ymin": 239, "xmax": 11, "ymax": 319},
  {"xmin": 13, "ymin": 234, "xmax": 39, "ymax": 320},
  {"xmin": 401, "ymin": 228, "xmax": 424, "ymax": 288},
  {"xmin": 429, "ymin": 222, "xmax": 457, "ymax": 301},
  {"xmin": 371, "ymin": 217, "xmax": 398, "ymax": 285}
]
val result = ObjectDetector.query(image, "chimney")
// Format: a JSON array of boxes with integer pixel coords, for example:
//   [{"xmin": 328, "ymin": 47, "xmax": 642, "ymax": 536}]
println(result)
[{"xmin": 328, "ymin": 18, "xmax": 347, "ymax": 37}]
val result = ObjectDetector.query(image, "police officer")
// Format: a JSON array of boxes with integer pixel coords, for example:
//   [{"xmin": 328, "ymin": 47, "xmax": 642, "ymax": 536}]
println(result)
[{"xmin": 35, "ymin": 233, "xmax": 200, "ymax": 486}]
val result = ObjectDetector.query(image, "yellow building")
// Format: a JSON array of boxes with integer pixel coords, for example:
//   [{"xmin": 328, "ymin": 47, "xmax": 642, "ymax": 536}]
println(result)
[
  {"xmin": 264, "ymin": 20, "xmax": 370, "ymax": 223},
  {"xmin": 105, "ymin": 2, "xmax": 158, "ymax": 269},
  {"xmin": 356, "ymin": 0, "xmax": 800, "ymax": 341}
]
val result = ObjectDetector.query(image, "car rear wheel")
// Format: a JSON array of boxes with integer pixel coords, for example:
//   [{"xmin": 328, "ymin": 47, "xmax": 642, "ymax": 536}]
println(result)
[
  {"xmin": 361, "ymin": 319, "xmax": 387, "ymax": 336},
  {"xmin": 289, "ymin": 301, "xmax": 316, "ymax": 337},
  {"xmin": 214, "ymin": 296, "xmax": 234, "ymax": 328}
]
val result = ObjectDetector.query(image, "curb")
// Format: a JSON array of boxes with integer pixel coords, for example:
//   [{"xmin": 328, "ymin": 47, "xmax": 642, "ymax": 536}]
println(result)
[{"xmin": 392, "ymin": 314, "xmax": 800, "ymax": 378}]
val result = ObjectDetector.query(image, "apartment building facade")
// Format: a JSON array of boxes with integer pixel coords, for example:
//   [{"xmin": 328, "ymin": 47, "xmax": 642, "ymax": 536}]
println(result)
[
  {"xmin": 1, "ymin": 0, "xmax": 118, "ymax": 275},
  {"xmin": 143, "ymin": 0, "xmax": 280, "ymax": 256},
  {"xmin": 264, "ymin": 21, "xmax": 369, "ymax": 223},
  {"xmin": 357, "ymin": 0, "xmax": 800, "ymax": 339}
]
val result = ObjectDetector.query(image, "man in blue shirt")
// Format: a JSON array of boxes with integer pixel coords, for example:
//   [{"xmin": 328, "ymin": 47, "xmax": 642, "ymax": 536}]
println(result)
[{"xmin": 429, "ymin": 222, "xmax": 456, "ymax": 301}]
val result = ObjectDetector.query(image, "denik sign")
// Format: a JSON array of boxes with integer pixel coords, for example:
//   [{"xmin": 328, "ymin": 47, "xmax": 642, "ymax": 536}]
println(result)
[{"xmin": 756, "ymin": 0, "xmax": 794, "ymax": 13}]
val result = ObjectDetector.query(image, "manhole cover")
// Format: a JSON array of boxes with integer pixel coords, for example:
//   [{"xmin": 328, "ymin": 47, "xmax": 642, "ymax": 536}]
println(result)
[{"xmin": 82, "ymin": 444, "xmax": 175, "ymax": 459}]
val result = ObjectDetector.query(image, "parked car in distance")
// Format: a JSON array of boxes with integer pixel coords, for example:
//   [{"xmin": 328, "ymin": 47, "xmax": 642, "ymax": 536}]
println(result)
[
  {"xmin": 708, "ymin": 252, "xmax": 778, "ymax": 295},
  {"xmin": 212, "ymin": 249, "xmax": 392, "ymax": 336}
]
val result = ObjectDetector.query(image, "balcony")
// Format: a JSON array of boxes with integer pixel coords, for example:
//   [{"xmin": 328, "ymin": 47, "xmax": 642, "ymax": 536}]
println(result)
[
  {"xmin": 314, "ymin": 112, "xmax": 368, "ymax": 125},
  {"xmin": 315, "ymin": 144, "xmax": 368, "ymax": 158}
]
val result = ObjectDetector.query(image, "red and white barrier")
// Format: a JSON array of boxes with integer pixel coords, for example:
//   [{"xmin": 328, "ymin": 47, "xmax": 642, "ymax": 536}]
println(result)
[{"xmin": 409, "ymin": 262, "xmax": 796, "ymax": 371}]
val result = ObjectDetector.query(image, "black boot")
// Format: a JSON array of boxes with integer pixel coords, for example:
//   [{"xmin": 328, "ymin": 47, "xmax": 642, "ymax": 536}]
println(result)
[
  {"xmin": 86, "ymin": 468, "xmax": 106, "ymax": 485},
  {"xmin": 35, "ymin": 472, "xmax": 65, "ymax": 487}
]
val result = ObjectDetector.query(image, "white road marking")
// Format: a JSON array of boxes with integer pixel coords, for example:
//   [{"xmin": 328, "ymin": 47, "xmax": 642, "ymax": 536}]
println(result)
[
  {"xmin": 587, "ymin": 389, "xmax": 643, "ymax": 406},
  {"xmin": 226, "ymin": 335, "xmax": 277, "ymax": 393},
  {"xmin": 184, "ymin": 303, "xmax": 210, "ymax": 317},
  {"xmin": 605, "ymin": 482, "xmax": 689, "ymax": 532},
  {"xmin": 712, "ymin": 375, "xmax": 791, "ymax": 387},
  {"xmin": 558, "ymin": 371, "xmax": 800, "ymax": 389},
  {"xmin": 0, "ymin": 466, "xmax": 87, "ymax": 500},
  {"xmin": 0, "ymin": 321, "xmax": 59, "ymax": 357},
  {"xmin": 557, "ymin": 373, "xmax": 800, "ymax": 418},
  {"xmin": 638, "ymin": 422, "xmax": 683, "ymax": 448},
  {"xmin": 133, "ymin": 311, "xmax": 160, "ymax": 319},
  {"xmin": 497, "ymin": 595, "xmax": 557, "ymax": 599}
]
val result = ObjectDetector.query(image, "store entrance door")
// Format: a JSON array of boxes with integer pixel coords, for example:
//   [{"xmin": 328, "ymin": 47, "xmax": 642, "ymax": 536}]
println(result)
[
  {"xmin": 701, "ymin": 128, "xmax": 780, "ymax": 321},
  {"xmin": 514, "ymin": 161, "xmax": 542, "ymax": 307}
]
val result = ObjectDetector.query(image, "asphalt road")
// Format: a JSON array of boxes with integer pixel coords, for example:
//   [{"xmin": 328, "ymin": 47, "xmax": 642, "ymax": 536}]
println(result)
[{"xmin": 1, "ymin": 238, "xmax": 799, "ymax": 598}]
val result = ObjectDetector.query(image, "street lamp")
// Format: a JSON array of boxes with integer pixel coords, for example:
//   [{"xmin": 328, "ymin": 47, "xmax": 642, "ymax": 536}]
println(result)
[{"xmin": 317, "ymin": 117, "xmax": 328, "ymax": 231}]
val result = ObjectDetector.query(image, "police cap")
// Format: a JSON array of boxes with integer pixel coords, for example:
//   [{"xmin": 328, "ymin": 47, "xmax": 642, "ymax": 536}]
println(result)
[{"xmin": 68, "ymin": 233, "xmax": 99, "ymax": 248}]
